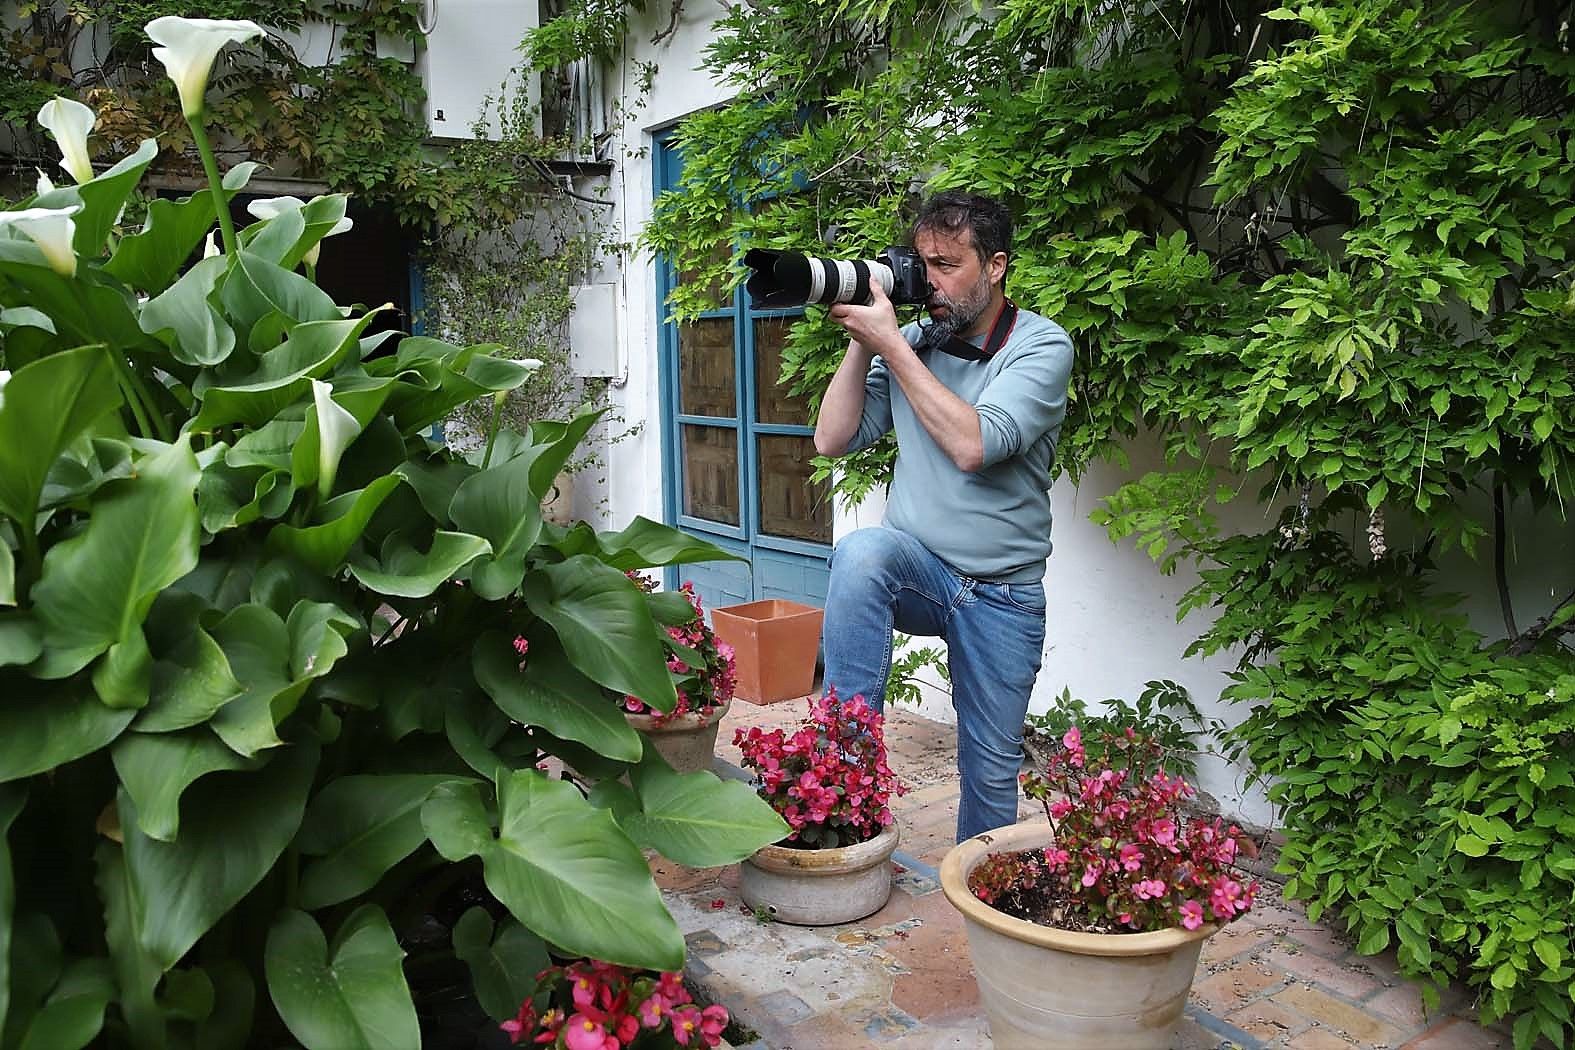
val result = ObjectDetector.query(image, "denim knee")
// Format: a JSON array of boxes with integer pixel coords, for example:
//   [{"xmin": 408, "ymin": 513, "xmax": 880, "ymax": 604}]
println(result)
[{"xmin": 830, "ymin": 527, "xmax": 903, "ymax": 584}]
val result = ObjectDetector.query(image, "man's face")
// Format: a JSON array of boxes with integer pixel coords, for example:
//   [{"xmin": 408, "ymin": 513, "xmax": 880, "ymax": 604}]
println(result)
[{"xmin": 915, "ymin": 227, "xmax": 1000, "ymax": 338}]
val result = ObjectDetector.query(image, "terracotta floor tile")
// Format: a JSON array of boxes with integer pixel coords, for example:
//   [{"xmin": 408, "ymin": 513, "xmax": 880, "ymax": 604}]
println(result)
[
  {"xmin": 1226, "ymin": 996, "xmax": 1315, "ymax": 1042},
  {"xmin": 1273, "ymin": 985, "xmax": 1408, "ymax": 1046},
  {"xmin": 1261, "ymin": 945, "xmax": 1383, "ymax": 1001},
  {"xmin": 1287, "ymin": 1028, "xmax": 1361, "ymax": 1049},
  {"xmin": 1399, "ymin": 1017, "xmax": 1510, "ymax": 1049},
  {"xmin": 1190, "ymin": 957, "xmax": 1288, "ymax": 1014}
]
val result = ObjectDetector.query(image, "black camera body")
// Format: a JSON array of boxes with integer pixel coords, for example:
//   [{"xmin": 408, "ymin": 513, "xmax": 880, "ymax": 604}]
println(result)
[{"xmin": 743, "ymin": 246, "xmax": 932, "ymax": 309}]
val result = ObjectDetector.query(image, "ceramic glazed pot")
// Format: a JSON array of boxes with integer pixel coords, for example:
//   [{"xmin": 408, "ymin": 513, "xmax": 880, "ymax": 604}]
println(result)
[
  {"xmin": 940, "ymin": 822, "xmax": 1216, "ymax": 1050},
  {"xmin": 623, "ymin": 700, "xmax": 731, "ymax": 774},
  {"xmin": 740, "ymin": 820, "xmax": 900, "ymax": 926}
]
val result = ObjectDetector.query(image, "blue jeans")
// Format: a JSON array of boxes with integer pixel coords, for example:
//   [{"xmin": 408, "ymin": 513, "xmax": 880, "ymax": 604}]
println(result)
[{"xmin": 822, "ymin": 526, "xmax": 1047, "ymax": 842}]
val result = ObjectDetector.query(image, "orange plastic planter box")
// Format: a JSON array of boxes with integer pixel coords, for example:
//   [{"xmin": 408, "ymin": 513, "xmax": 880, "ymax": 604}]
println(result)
[{"xmin": 710, "ymin": 599, "xmax": 824, "ymax": 705}]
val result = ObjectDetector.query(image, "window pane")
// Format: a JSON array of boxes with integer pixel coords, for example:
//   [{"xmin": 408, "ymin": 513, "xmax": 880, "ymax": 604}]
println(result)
[
  {"xmin": 682, "ymin": 424, "xmax": 740, "ymax": 525},
  {"xmin": 679, "ymin": 318, "xmax": 736, "ymax": 418},
  {"xmin": 757, "ymin": 434, "xmax": 831, "ymax": 543},
  {"xmin": 677, "ymin": 241, "xmax": 731, "ymax": 310},
  {"xmin": 754, "ymin": 315, "xmax": 812, "ymax": 426}
]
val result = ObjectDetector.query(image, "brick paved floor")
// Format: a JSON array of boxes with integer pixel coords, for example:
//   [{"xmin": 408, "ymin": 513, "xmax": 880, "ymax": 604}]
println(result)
[{"xmin": 659, "ymin": 699, "xmax": 1518, "ymax": 1050}]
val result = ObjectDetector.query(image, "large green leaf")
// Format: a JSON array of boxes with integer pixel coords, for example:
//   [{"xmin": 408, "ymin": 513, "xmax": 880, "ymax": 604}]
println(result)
[
  {"xmin": 0, "ymin": 613, "xmax": 42, "ymax": 667},
  {"xmin": 33, "ymin": 138, "xmax": 158, "ymax": 256},
  {"xmin": 122, "ymin": 740, "xmax": 319, "ymax": 969},
  {"xmin": 0, "ymin": 242, "xmax": 149, "ymax": 351},
  {"xmin": 0, "ymin": 685, "xmax": 135, "ymax": 782},
  {"xmin": 521, "ymin": 556, "xmax": 679, "ymax": 712},
  {"xmin": 295, "ymin": 775, "xmax": 473, "ymax": 909},
  {"xmin": 421, "ymin": 773, "xmax": 684, "ymax": 971},
  {"xmin": 265, "ymin": 475, "xmax": 401, "ymax": 575},
  {"xmin": 137, "ymin": 256, "xmax": 235, "ymax": 367},
  {"xmin": 95, "ymin": 843, "xmax": 164, "ymax": 1048},
  {"xmin": 188, "ymin": 315, "xmax": 377, "ymax": 432},
  {"xmin": 14, "ymin": 959, "xmax": 114, "ymax": 1050},
  {"xmin": 31, "ymin": 438, "xmax": 200, "ymax": 708},
  {"xmin": 525, "ymin": 408, "xmax": 606, "ymax": 497},
  {"xmin": 220, "ymin": 249, "xmax": 340, "ymax": 335},
  {"xmin": 347, "ymin": 531, "xmax": 491, "ymax": 598},
  {"xmin": 451, "ymin": 908, "xmax": 548, "ymax": 1024},
  {"xmin": 0, "ymin": 544, "xmax": 13, "ymax": 607},
  {"xmin": 0, "ymin": 346, "xmax": 122, "ymax": 531},
  {"xmin": 196, "ymin": 461, "xmax": 293, "ymax": 534},
  {"xmin": 208, "ymin": 602, "xmax": 354, "ymax": 757},
  {"xmin": 39, "ymin": 436, "xmax": 135, "ymax": 513},
  {"xmin": 136, "ymin": 627, "xmax": 245, "ymax": 733},
  {"xmin": 448, "ymin": 444, "xmax": 547, "ymax": 599},
  {"xmin": 105, "ymin": 162, "xmax": 260, "ymax": 294},
  {"xmin": 0, "ymin": 784, "xmax": 24, "ymax": 1037},
  {"xmin": 472, "ymin": 631, "xmax": 642, "ymax": 762},
  {"xmin": 111, "ymin": 729, "xmax": 254, "ymax": 841},
  {"xmin": 194, "ymin": 960, "xmax": 254, "ymax": 1050},
  {"xmin": 240, "ymin": 207, "xmax": 307, "ymax": 267},
  {"xmin": 624, "ymin": 747, "xmax": 791, "ymax": 866},
  {"xmin": 541, "ymin": 516, "xmax": 748, "ymax": 571},
  {"xmin": 266, "ymin": 906, "xmax": 419, "ymax": 1050}
]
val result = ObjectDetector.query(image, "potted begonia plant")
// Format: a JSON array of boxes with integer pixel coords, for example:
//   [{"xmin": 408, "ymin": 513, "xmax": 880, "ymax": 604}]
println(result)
[
  {"xmin": 620, "ymin": 579, "xmax": 737, "ymax": 774},
  {"xmin": 500, "ymin": 960, "xmax": 727, "ymax": 1049},
  {"xmin": 939, "ymin": 725, "xmax": 1260, "ymax": 1048},
  {"xmin": 733, "ymin": 690, "xmax": 906, "ymax": 925}
]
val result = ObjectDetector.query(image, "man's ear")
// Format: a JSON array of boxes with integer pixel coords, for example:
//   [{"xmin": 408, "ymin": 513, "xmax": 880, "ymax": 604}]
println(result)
[{"xmin": 988, "ymin": 251, "xmax": 1008, "ymax": 286}]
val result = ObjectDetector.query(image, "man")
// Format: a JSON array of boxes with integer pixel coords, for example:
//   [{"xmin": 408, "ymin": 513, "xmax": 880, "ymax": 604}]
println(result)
[{"xmin": 813, "ymin": 190, "xmax": 1074, "ymax": 842}]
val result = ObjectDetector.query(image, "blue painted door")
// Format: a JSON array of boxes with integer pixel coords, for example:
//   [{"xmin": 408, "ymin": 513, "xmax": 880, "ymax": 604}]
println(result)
[{"xmin": 653, "ymin": 132, "xmax": 832, "ymax": 615}]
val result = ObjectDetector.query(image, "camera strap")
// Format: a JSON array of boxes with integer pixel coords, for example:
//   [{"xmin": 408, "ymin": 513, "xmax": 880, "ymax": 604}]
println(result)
[{"xmin": 936, "ymin": 299, "xmax": 1018, "ymax": 363}]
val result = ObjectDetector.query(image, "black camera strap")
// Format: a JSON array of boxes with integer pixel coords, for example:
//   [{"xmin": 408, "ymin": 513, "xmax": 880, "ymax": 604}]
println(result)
[{"xmin": 935, "ymin": 299, "xmax": 1018, "ymax": 363}]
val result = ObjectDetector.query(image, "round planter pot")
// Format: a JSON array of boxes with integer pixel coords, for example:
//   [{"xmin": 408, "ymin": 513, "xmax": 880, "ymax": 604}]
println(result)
[
  {"xmin": 740, "ymin": 819, "xmax": 900, "ymax": 926},
  {"xmin": 623, "ymin": 700, "xmax": 730, "ymax": 775},
  {"xmin": 940, "ymin": 822, "xmax": 1216, "ymax": 1050}
]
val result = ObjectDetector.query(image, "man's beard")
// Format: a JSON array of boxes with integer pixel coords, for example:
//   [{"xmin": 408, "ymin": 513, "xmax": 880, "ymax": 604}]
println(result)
[{"xmin": 917, "ymin": 272, "xmax": 993, "ymax": 352}]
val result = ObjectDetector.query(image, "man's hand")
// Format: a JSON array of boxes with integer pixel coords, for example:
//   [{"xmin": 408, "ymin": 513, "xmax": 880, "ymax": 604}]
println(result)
[{"xmin": 828, "ymin": 280, "xmax": 904, "ymax": 356}]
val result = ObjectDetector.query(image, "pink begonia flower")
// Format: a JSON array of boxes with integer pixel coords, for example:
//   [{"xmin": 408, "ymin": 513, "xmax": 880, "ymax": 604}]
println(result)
[
  {"xmin": 499, "ymin": 1002, "xmax": 536, "ymax": 1044},
  {"xmin": 1062, "ymin": 726, "xmax": 1082, "ymax": 751},
  {"xmin": 1049, "ymin": 800, "xmax": 1073, "ymax": 820},
  {"xmin": 1210, "ymin": 878, "xmax": 1245, "ymax": 919},
  {"xmin": 1179, "ymin": 899, "xmax": 1205, "ymax": 930},
  {"xmin": 671, "ymin": 1006, "xmax": 703, "ymax": 1046},
  {"xmin": 563, "ymin": 1015, "xmax": 610, "ymax": 1050},
  {"xmin": 1044, "ymin": 847, "xmax": 1071, "ymax": 867},
  {"xmin": 1081, "ymin": 865, "xmax": 1100, "ymax": 887},
  {"xmin": 656, "ymin": 971, "xmax": 689, "ymax": 1004},
  {"xmin": 1119, "ymin": 843, "xmax": 1144, "ymax": 872},
  {"xmin": 1151, "ymin": 818, "xmax": 1177, "ymax": 847},
  {"xmin": 638, "ymin": 993, "xmax": 669, "ymax": 1028},
  {"xmin": 1134, "ymin": 879, "xmax": 1167, "ymax": 900}
]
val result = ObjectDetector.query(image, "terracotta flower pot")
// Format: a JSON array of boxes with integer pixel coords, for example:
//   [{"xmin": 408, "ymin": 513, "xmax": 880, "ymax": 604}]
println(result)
[
  {"xmin": 739, "ymin": 819, "xmax": 899, "ymax": 926},
  {"xmin": 940, "ymin": 822, "xmax": 1217, "ymax": 1050},
  {"xmin": 710, "ymin": 600, "xmax": 823, "ymax": 705},
  {"xmin": 623, "ymin": 700, "xmax": 731, "ymax": 775}
]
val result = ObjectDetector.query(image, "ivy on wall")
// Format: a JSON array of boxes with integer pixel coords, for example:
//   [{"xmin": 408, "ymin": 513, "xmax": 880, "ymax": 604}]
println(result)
[{"xmin": 629, "ymin": 0, "xmax": 1575, "ymax": 1040}]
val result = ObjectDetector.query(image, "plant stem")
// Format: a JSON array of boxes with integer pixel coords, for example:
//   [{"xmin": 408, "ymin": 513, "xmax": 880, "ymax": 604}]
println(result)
[
  {"xmin": 123, "ymin": 364, "xmax": 173, "ymax": 443},
  {"xmin": 188, "ymin": 118, "xmax": 237, "ymax": 255},
  {"xmin": 112, "ymin": 356, "xmax": 155, "ymax": 439},
  {"xmin": 16, "ymin": 527, "xmax": 41, "ymax": 603}
]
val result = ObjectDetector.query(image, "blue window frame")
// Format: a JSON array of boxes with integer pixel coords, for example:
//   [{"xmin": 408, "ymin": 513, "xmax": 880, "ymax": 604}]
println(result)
[{"xmin": 652, "ymin": 129, "xmax": 832, "ymax": 613}]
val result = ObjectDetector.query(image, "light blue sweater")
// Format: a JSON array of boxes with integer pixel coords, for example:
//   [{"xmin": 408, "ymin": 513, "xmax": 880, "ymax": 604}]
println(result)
[{"xmin": 847, "ymin": 307, "xmax": 1074, "ymax": 584}]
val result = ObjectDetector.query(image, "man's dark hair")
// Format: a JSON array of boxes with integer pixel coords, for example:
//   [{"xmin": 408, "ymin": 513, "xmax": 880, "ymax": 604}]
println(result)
[{"xmin": 911, "ymin": 191, "xmax": 1013, "ymax": 264}]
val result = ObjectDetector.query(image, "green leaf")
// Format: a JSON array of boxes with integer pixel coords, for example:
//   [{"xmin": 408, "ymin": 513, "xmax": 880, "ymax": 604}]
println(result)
[
  {"xmin": 111, "ymin": 729, "xmax": 253, "ymax": 841},
  {"xmin": 540, "ymin": 516, "xmax": 746, "ymax": 570},
  {"xmin": 0, "ymin": 543, "xmax": 13, "ymax": 607},
  {"xmin": 0, "ymin": 685, "xmax": 135, "ymax": 782},
  {"xmin": 1533, "ymin": 937, "xmax": 1563, "ymax": 971},
  {"xmin": 624, "ymin": 748, "xmax": 790, "ymax": 866},
  {"xmin": 220, "ymin": 249, "xmax": 341, "ymax": 335},
  {"xmin": 122, "ymin": 740, "xmax": 319, "ymax": 969},
  {"xmin": 0, "ymin": 345, "xmax": 122, "ymax": 531},
  {"xmin": 451, "ymin": 908, "xmax": 548, "ymax": 1024},
  {"xmin": 448, "ymin": 444, "xmax": 547, "ymax": 599},
  {"xmin": 105, "ymin": 162, "xmax": 259, "ymax": 293},
  {"xmin": 266, "ymin": 906, "xmax": 419, "ymax": 1050},
  {"xmin": 31, "ymin": 438, "xmax": 200, "ymax": 708},
  {"xmin": 0, "ymin": 613, "xmax": 43, "ymax": 668},
  {"xmin": 34, "ymin": 138, "xmax": 158, "ymax": 256},
  {"xmin": 266, "ymin": 476, "xmax": 401, "ymax": 575},
  {"xmin": 15, "ymin": 959, "xmax": 114, "ymax": 1050},
  {"xmin": 137, "ymin": 256, "xmax": 236, "ymax": 367},
  {"xmin": 296, "ymin": 775, "xmax": 473, "ymax": 909},
  {"xmin": 189, "ymin": 315, "xmax": 378, "ymax": 432},
  {"xmin": 1455, "ymin": 834, "xmax": 1490, "ymax": 857},
  {"xmin": 1356, "ymin": 923, "xmax": 1391, "ymax": 956},
  {"xmin": 95, "ymin": 842, "xmax": 164, "ymax": 1048},
  {"xmin": 0, "ymin": 784, "xmax": 25, "ymax": 1037},
  {"xmin": 472, "ymin": 631, "xmax": 643, "ymax": 762},
  {"xmin": 347, "ymin": 531, "xmax": 492, "ymax": 598},
  {"xmin": 393, "ymin": 458, "xmax": 476, "ymax": 525},
  {"xmin": 421, "ymin": 773, "xmax": 685, "ymax": 971},
  {"xmin": 135, "ymin": 626, "xmax": 245, "ymax": 733},
  {"xmin": 194, "ymin": 960, "xmax": 254, "ymax": 1050},
  {"xmin": 522, "ymin": 556, "xmax": 680, "ymax": 712}
]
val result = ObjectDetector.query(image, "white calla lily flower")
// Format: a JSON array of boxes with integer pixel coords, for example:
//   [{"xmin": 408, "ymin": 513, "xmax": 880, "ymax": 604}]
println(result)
[
  {"xmin": 203, "ymin": 230, "xmax": 220, "ymax": 259},
  {"xmin": 247, "ymin": 196, "xmax": 354, "ymax": 267},
  {"xmin": 0, "ymin": 205, "xmax": 83, "ymax": 276},
  {"xmin": 35, "ymin": 169, "xmax": 55, "ymax": 195},
  {"xmin": 37, "ymin": 97, "xmax": 97, "ymax": 184},
  {"xmin": 145, "ymin": 17, "xmax": 265, "ymax": 118}
]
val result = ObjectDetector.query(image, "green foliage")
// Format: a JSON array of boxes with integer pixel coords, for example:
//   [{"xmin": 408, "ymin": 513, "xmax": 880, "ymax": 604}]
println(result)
[
  {"xmin": 642, "ymin": 0, "xmax": 1575, "ymax": 1041},
  {"xmin": 1023, "ymin": 681, "xmax": 1223, "ymax": 782},
  {"xmin": 883, "ymin": 633, "xmax": 949, "ymax": 708},
  {"xmin": 0, "ymin": 103, "xmax": 786, "ymax": 1047}
]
